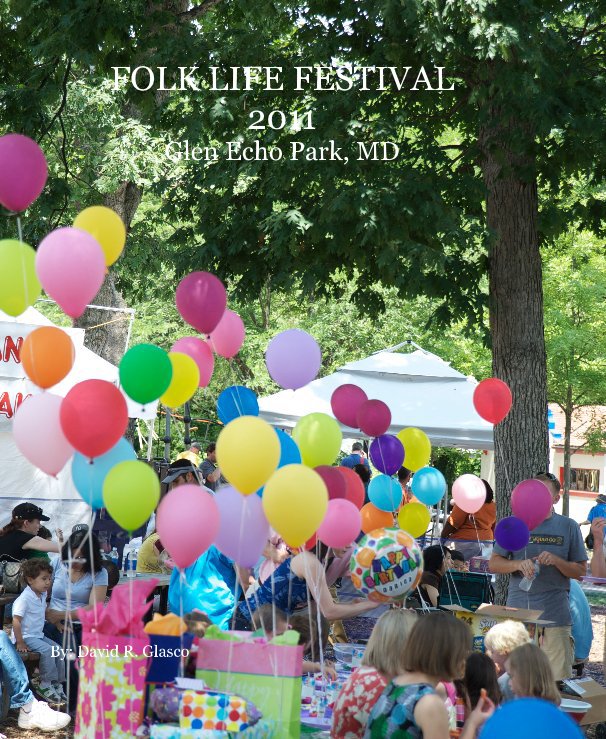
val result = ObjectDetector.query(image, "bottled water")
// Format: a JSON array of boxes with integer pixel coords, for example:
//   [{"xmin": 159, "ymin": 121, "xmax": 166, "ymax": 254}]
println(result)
[
  {"xmin": 109, "ymin": 547, "xmax": 119, "ymax": 567},
  {"xmin": 519, "ymin": 561, "xmax": 540, "ymax": 591}
]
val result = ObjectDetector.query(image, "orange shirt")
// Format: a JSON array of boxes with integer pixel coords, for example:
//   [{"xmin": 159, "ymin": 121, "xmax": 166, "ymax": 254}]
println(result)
[{"xmin": 448, "ymin": 501, "xmax": 496, "ymax": 541}]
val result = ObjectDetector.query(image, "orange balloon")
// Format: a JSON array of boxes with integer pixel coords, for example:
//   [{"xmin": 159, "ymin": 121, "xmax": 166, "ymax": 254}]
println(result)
[
  {"xmin": 21, "ymin": 327, "xmax": 75, "ymax": 388},
  {"xmin": 360, "ymin": 503, "xmax": 394, "ymax": 534}
]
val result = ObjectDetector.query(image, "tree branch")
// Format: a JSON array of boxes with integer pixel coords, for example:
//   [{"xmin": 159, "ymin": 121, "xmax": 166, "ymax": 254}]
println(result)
[
  {"xmin": 38, "ymin": 59, "xmax": 72, "ymax": 141},
  {"xmin": 177, "ymin": 0, "xmax": 223, "ymax": 21}
]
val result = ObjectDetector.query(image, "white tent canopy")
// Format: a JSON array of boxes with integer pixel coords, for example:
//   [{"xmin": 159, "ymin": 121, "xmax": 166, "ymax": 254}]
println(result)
[{"xmin": 259, "ymin": 346, "xmax": 494, "ymax": 450}]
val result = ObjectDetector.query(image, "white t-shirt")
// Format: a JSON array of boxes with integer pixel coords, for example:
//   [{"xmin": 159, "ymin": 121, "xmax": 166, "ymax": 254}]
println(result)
[{"xmin": 11, "ymin": 585, "xmax": 46, "ymax": 641}]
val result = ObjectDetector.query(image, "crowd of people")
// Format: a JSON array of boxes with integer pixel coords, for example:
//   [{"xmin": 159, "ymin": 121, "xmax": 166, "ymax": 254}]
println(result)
[{"xmin": 0, "ymin": 440, "xmax": 602, "ymax": 734}]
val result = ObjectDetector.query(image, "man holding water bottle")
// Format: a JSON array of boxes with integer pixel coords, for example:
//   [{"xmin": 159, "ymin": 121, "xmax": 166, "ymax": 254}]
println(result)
[{"xmin": 489, "ymin": 472, "xmax": 587, "ymax": 681}]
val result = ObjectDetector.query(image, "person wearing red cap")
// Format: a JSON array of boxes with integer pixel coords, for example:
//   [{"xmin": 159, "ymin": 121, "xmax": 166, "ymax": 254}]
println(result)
[{"xmin": 0, "ymin": 503, "xmax": 61, "ymax": 563}]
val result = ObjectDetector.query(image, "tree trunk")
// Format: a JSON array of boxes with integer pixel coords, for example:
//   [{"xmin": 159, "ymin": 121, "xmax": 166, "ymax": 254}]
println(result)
[
  {"xmin": 562, "ymin": 385, "xmax": 573, "ymax": 517},
  {"xmin": 480, "ymin": 116, "xmax": 549, "ymax": 603}
]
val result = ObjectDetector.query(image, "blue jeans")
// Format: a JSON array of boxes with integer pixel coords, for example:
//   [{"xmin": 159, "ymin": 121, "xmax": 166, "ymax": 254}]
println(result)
[
  {"xmin": 0, "ymin": 631, "xmax": 34, "ymax": 709},
  {"xmin": 23, "ymin": 636, "xmax": 66, "ymax": 684},
  {"xmin": 44, "ymin": 622, "xmax": 81, "ymax": 711}
]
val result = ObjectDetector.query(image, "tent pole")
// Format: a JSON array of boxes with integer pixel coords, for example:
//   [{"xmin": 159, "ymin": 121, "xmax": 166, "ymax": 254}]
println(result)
[
  {"xmin": 183, "ymin": 401, "xmax": 191, "ymax": 446},
  {"xmin": 163, "ymin": 407, "xmax": 172, "ymax": 463}
]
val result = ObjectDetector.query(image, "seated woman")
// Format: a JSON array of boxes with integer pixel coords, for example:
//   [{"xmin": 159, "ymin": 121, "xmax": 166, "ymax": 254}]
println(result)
[
  {"xmin": 0, "ymin": 503, "xmax": 61, "ymax": 563},
  {"xmin": 416, "ymin": 545, "xmax": 452, "ymax": 607},
  {"xmin": 441, "ymin": 480, "xmax": 496, "ymax": 560},
  {"xmin": 44, "ymin": 529, "xmax": 108, "ymax": 711},
  {"xmin": 332, "ymin": 609, "xmax": 418, "ymax": 738},
  {"xmin": 234, "ymin": 545, "xmax": 377, "ymax": 629}
]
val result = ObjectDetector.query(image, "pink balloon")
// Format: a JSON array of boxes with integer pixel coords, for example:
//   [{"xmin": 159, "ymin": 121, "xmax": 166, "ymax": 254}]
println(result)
[
  {"xmin": 356, "ymin": 399, "xmax": 391, "ymax": 437},
  {"xmin": 331, "ymin": 384, "xmax": 368, "ymax": 428},
  {"xmin": 214, "ymin": 486, "xmax": 270, "ymax": 567},
  {"xmin": 175, "ymin": 272, "xmax": 227, "ymax": 335},
  {"xmin": 13, "ymin": 394, "xmax": 73, "ymax": 476},
  {"xmin": 157, "ymin": 484, "xmax": 220, "ymax": 569},
  {"xmin": 35, "ymin": 227, "xmax": 106, "ymax": 318},
  {"xmin": 317, "ymin": 499, "xmax": 361, "ymax": 548},
  {"xmin": 208, "ymin": 309, "xmax": 245, "ymax": 359},
  {"xmin": 511, "ymin": 479, "xmax": 553, "ymax": 530},
  {"xmin": 265, "ymin": 329, "xmax": 321, "ymax": 390},
  {"xmin": 171, "ymin": 337, "xmax": 214, "ymax": 387},
  {"xmin": 452, "ymin": 474, "xmax": 487, "ymax": 514},
  {"xmin": 0, "ymin": 134, "xmax": 48, "ymax": 212}
]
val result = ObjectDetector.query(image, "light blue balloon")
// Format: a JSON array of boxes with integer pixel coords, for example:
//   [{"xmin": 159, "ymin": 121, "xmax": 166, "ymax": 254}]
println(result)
[
  {"xmin": 217, "ymin": 385, "xmax": 259, "ymax": 425},
  {"xmin": 410, "ymin": 467, "xmax": 446, "ymax": 505},
  {"xmin": 276, "ymin": 429, "xmax": 301, "ymax": 467},
  {"xmin": 482, "ymin": 698, "xmax": 582, "ymax": 739},
  {"xmin": 72, "ymin": 437, "xmax": 137, "ymax": 509},
  {"xmin": 368, "ymin": 474, "xmax": 403, "ymax": 512}
]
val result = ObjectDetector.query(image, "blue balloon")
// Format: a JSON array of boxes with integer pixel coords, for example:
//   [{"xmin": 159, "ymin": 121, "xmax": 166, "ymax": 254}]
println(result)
[
  {"xmin": 276, "ymin": 429, "xmax": 301, "ymax": 467},
  {"xmin": 411, "ymin": 467, "xmax": 446, "ymax": 505},
  {"xmin": 368, "ymin": 474, "xmax": 403, "ymax": 512},
  {"xmin": 71, "ymin": 437, "xmax": 137, "ymax": 509},
  {"xmin": 482, "ymin": 698, "xmax": 582, "ymax": 739},
  {"xmin": 217, "ymin": 385, "xmax": 259, "ymax": 425}
]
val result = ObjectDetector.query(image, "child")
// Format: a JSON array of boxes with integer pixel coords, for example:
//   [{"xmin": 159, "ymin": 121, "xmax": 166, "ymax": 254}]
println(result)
[
  {"xmin": 12, "ymin": 559, "xmax": 66, "ymax": 705},
  {"xmin": 463, "ymin": 652, "xmax": 501, "ymax": 711},
  {"xmin": 364, "ymin": 611, "xmax": 494, "ymax": 739},
  {"xmin": 449, "ymin": 550, "xmax": 468, "ymax": 572},
  {"xmin": 332, "ymin": 609, "xmax": 417, "ymax": 739},
  {"xmin": 484, "ymin": 619, "xmax": 531, "ymax": 701},
  {"xmin": 505, "ymin": 643, "xmax": 560, "ymax": 704}
]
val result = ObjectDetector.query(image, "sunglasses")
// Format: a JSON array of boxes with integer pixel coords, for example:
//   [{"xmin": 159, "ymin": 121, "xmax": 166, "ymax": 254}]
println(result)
[{"xmin": 63, "ymin": 557, "xmax": 86, "ymax": 564}]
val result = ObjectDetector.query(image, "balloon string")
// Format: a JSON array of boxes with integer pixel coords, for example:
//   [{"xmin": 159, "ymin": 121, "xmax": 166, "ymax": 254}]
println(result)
[{"xmin": 17, "ymin": 215, "xmax": 30, "ymax": 318}]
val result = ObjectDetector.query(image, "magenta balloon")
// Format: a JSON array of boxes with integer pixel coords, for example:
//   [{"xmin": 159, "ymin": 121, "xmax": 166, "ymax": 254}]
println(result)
[
  {"xmin": 208, "ymin": 309, "xmax": 245, "ymax": 359},
  {"xmin": 175, "ymin": 271, "xmax": 227, "ymax": 335},
  {"xmin": 36, "ymin": 227, "xmax": 106, "ymax": 318},
  {"xmin": 171, "ymin": 337, "xmax": 214, "ymax": 387},
  {"xmin": 511, "ymin": 479, "xmax": 553, "ymax": 530},
  {"xmin": 452, "ymin": 474, "xmax": 486, "ymax": 514},
  {"xmin": 13, "ymin": 394, "xmax": 73, "ymax": 476},
  {"xmin": 214, "ymin": 486, "xmax": 270, "ymax": 567},
  {"xmin": 157, "ymin": 484, "xmax": 220, "ymax": 569},
  {"xmin": 314, "ymin": 465, "xmax": 347, "ymax": 500},
  {"xmin": 0, "ymin": 134, "xmax": 48, "ymax": 212},
  {"xmin": 265, "ymin": 329, "xmax": 321, "ymax": 390},
  {"xmin": 317, "ymin": 499, "xmax": 361, "ymax": 548},
  {"xmin": 370, "ymin": 434, "xmax": 405, "ymax": 476},
  {"xmin": 356, "ymin": 399, "xmax": 391, "ymax": 437},
  {"xmin": 330, "ymin": 384, "xmax": 368, "ymax": 428}
]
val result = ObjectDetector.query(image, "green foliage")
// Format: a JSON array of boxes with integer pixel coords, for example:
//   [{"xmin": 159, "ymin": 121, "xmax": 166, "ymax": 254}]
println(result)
[{"xmin": 432, "ymin": 447, "xmax": 482, "ymax": 488}]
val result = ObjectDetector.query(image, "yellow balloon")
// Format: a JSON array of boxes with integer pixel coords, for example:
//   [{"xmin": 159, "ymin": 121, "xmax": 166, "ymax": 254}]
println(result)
[
  {"xmin": 263, "ymin": 465, "xmax": 328, "ymax": 547},
  {"xmin": 74, "ymin": 206, "xmax": 126, "ymax": 266},
  {"xmin": 397, "ymin": 427, "xmax": 431, "ymax": 472},
  {"xmin": 216, "ymin": 416, "xmax": 280, "ymax": 495},
  {"xmin": 160, "ymin": 352, "xmax": 199, "ymax": 408},
  {"xmin": 0, "ymin": 240, "xmax": 41, "ymax": 316},
  {"xmin": 397, "ymin": 502, "xmax": 431, "ymax": 538},
  {"xmin": 292, "ymin": 412, "xmax": 342, "ymax": 467},
  {"xmin": 103, "ymin": 460, "xmax": 160, "ymax": 531}
]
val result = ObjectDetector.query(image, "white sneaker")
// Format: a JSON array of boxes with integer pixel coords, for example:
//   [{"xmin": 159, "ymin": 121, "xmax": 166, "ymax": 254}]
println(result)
[{"xmin": 18, "ymin": 699, "xmax": 71, "ymax": 731}]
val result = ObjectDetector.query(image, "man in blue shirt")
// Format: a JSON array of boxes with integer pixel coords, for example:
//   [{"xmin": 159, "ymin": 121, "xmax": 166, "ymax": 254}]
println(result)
[{"xmin": 341, "ymin": 442, "xmax": 370, "ymax": 470}]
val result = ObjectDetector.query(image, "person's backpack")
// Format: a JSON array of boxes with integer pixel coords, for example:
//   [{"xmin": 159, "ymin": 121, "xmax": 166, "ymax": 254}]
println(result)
[{"xmin": 0, "ymin": 560, "xmax": 24, "ymax": 594}]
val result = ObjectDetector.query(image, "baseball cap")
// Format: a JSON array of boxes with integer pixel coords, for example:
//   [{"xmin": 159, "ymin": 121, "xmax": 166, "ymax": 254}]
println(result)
[
  {"xmin": 12, "ymin": 503, "xmax": 50, "ymax": 522},
  {"xmin": 72, "ymin": 523, "xmax": 90, "ymax": 533},
  {"xmin": 596, "ymin": 494, "xmax": 606, "ymax": 505},
  {"xmin": 162, "ymin": 461, "xmax": 199, "ymax": 484}
]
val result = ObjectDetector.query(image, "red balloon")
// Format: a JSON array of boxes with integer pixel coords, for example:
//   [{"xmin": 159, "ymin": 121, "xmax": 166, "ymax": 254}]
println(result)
[
  {"xmin": 314, "ymin": 465, "xmax": 347, "ymax": 500},
  {"xmin": 337, "ymin": 466, "xmax": 365, "ymax": 510},
  {"xmin": 331, "ymin": 384, "xmax": 368, "ymax": 428},
  {"xmin": 356, "ymin": 399, "xmax": 391, "ymax": 437},
  {"xmin": 60, "ymin": 380, "xmax": 128, "ymax": 458},
  {"xmin": 473, "ymin": 378, "xmax": 512, "ymax": 424},
  {"xmin": 304, "ymin": 533, "xmax": 317, "ymax": 551},
  {"xmin": 175, "ymin": 271, "xmax": 227, "ymax": 335}
]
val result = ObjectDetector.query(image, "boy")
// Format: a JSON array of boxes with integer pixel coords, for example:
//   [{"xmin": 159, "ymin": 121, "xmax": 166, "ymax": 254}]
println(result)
[{"xmin": 12, "ymin": 559, "xmax": 67, "ymax": 705}]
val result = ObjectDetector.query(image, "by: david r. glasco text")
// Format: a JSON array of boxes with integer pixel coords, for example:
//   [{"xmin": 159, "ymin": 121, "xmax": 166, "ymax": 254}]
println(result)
[{"xmin": 165, "ymin": 138, "xmax": 400, "ymax": 164}]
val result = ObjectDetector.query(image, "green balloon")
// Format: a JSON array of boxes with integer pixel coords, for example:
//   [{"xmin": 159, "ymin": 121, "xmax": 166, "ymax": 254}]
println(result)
[
  {"xmin": 103, "ymin": 460, "xmax": 160, "ymax": 531},
  {"xmin": 293, "ymin": 412, "xmax": 342, "ymax": 467},
  {"xmin": 119, "ymin": 343, "xmax": 172, "ymax": 404},
  {"xmin": 0, "ymin": 240, "xmax": 41, "ymax": 316}
]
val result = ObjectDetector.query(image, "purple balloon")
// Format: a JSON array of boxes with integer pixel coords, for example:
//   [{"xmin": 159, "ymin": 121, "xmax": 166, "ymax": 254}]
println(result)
[
  {"xmin": 0, "ymin": 134, "xmax": 48, "ymax": 212},
  {"xmin": 214, "ymin": 486, "xmax": 270, "ymax": 567},
  {"xmin": 265, "ymin": 329, "xmax": 321, "ymax": 390},
  {"xmin": 175, "ymin": 271, "xmax": 227, "ymax": 335},
  {"xmin": 369, "ymin": 434, "xmax": 405, "ymax": 476},
  {"xmin": 494, "ymin": 516, "xmax": 530, "ymax": 551},
  {"xmin": 331, "ymin": 384, "xmax": 368, "ymax": 427}
]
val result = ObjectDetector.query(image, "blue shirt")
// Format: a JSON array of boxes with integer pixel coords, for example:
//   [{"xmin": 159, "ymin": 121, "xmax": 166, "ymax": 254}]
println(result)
[
  {"xmin": 168, "ymin": 546, "xmax": 239, "ymax": 630},
  {"xmin": 50, "ymin": 561, "xmax": 108, "ymax": 611},
  {"xmin": 587, "ymin": 503, "xmax": 606, "ymax": 522},
  {"xmin": 569, "ymin": 579, "xmax": 593, "ymax": 661},
  {"xmin": 341, "ymin": 453, "xmax": 370, "ymax": 470}
]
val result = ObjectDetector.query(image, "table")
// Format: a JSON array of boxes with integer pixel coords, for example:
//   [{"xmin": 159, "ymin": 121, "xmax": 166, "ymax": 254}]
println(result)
[
  {"xmin": 117, "ymin": 573, "xmax": 172, "ymax": 614},
  {"xmin": 580, "ymin": 576, "xmax": 606, "ymax": 597}
]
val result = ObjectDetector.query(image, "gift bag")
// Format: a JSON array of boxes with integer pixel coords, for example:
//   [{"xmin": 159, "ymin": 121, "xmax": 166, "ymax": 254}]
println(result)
[
  {"xmin": 196, "ymin": 636, "xmax": 303, "ymax": 738},
  {"xmin": 75, "ymin": 632, "xmax": 149, "ymax": 738},
  {"xmin": 180, "ymin": 688, "xmax": 253, "ymax": 734}
]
